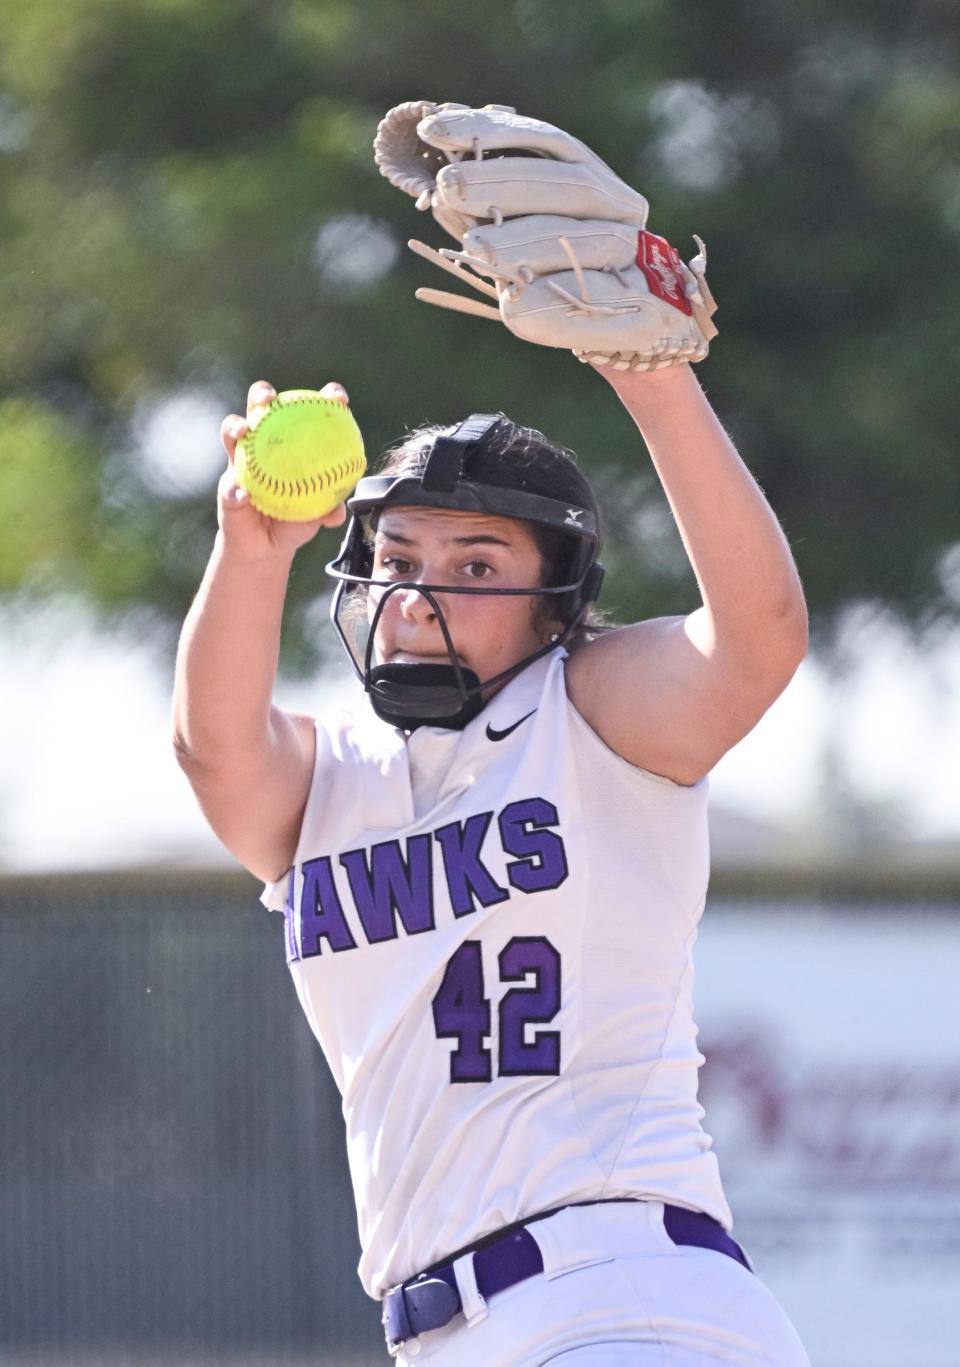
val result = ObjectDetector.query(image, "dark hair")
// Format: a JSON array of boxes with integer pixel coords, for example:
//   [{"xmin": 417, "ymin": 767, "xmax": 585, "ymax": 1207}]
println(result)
[{"xmin": 376, "ymin": 414, "xmax": 607, "ymax": 642}]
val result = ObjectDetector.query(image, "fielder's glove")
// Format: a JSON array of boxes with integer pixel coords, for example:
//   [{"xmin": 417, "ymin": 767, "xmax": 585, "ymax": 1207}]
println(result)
[{"xmin": 374, "ymin": 100, "xmax": 718, "ymax": 372}]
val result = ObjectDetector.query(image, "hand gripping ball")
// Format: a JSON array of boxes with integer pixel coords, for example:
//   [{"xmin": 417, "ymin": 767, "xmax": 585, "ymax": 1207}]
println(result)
[{"xmin": 235, "ymin": 389, "xmax": 366, "ymax": 521}]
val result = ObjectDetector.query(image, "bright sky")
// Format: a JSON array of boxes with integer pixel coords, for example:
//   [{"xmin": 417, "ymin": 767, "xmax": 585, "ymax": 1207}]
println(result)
[{"xmin": 2, "ymin": 601, "xmax": 958, "ymax": 874}]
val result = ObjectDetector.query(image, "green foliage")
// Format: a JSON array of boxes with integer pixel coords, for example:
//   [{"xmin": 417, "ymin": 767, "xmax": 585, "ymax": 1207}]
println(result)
[
  {"xmin": 1, "ymin": 0, "xmax": 958, "ymax": 670},
  {"xmin": 0, "ymin": 398, "xmax": 100, "ymax": 593}
]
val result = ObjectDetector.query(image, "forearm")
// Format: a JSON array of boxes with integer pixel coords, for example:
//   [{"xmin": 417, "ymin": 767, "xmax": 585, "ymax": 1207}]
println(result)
[
  {"xmin": 173, "ymin": 534, "xmax": 295, "ymax": 772},
  {"xmin": 603, "ymin": 364, "xmax": 807, "ymax": 661}
]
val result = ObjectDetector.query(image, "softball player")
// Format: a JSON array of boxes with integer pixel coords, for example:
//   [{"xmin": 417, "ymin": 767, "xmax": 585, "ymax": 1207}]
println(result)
[{"xmin": 174, "ymin": 353, "xmax": 810, "ymax": 1362}]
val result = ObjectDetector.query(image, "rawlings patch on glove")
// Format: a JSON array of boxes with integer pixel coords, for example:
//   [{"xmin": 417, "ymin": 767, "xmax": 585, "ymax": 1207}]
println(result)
[{"xmin": 374, "ymin": 101, "xmax": 718, "ymax": 372}]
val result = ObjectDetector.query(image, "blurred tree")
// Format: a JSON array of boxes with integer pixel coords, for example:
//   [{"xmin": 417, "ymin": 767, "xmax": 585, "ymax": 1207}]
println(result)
[{"xmin": 0, "ymin": 0, "xmax": 958, "ymax": 670}]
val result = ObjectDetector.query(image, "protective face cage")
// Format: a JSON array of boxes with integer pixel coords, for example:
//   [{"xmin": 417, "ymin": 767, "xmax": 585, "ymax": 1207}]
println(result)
[{"xmin": 324, "ymin": 413, "xmax": 605, "ymax": 732}]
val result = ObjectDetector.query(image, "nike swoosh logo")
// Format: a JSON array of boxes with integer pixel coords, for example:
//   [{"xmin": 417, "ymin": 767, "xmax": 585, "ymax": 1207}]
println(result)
[{"xmin": 486, "ymin": 709, "xmax": 537, "ymax": 743}]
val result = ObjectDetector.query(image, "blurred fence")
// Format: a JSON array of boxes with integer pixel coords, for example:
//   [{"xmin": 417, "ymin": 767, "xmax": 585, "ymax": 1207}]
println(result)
[
  {"xmin": 0, "ymin": 871, "xmax": 383, "ymax": 1367},
  {"xmin": 2, "ymin": 868, "xmax": 959, "ymax": 1367}
]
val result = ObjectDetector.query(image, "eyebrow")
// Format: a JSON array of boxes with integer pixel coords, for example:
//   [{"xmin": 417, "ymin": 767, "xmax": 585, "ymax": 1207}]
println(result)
[{"xmin": 377, "ymin": 530, "xmax": 514, "ymax": 549}]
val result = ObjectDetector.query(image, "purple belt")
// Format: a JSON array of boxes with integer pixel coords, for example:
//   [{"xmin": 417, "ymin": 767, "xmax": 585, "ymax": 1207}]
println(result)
[{"xmin": 381, "ymin": 1200, "xmax": 751, "ymax": 1354}]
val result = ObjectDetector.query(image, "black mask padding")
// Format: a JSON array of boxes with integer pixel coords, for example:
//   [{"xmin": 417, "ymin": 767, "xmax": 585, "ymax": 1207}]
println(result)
[{"xmin": 367, "ymin": 662, "xmax": 485, "ymax": 732}]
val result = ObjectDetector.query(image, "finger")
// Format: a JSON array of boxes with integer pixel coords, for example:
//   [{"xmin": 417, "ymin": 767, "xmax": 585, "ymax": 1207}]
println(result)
[
  {"xmin": 217, "ymin": 465, "xmax": 251, "ymax": 508},
  {"xmin": 318, "ymin": 502, "xmax": 348, "ymax": 529},
  {"xmin": 461, "ymin": 217, "xmax": 638, "ymax": 279},
  {"xmin": 246, "ymin": 380, "xmax": 277, "ymax": 417},
  {"xmin": 220, "ymin": 414, "xmax": 248, "ymax": 464},
  {"xmin": 319, "ymin": 381, "xmax": 350, "ymax": 404},
  {"xmin": 417, "ymin": 107, "xmax": 589, "ymax": 164},
  {"xmin": 434, "ymin": 160, "xmax": 648, "ymax": 229}
]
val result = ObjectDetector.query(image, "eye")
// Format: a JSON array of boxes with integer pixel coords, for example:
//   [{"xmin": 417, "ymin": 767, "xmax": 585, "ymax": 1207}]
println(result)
[
  {"xmin": 463, "ymin": 559, "xmax": 494, "ymax": 579},
  {"xmin": 380, "ymin": 554, "xmax": 415, "ymax": 578}
]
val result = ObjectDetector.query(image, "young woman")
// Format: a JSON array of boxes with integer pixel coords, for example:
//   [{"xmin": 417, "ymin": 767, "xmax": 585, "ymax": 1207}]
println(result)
[{"xmin": 173, "ymin": 362, "xmax": 810, "ymax": 1365}]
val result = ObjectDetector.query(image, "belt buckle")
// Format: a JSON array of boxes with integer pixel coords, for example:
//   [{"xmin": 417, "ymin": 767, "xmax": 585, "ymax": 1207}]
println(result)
[
  {"xmin": 383, "ymin": 1274, "xmax": 461, "ymax": 1355},
  {"xmin": 382, "ymin": 1287, "xmax": 410, "ymax": 1357}
]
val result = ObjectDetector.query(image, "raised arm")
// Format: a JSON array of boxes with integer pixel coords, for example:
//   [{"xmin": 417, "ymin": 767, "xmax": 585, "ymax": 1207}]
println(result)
[
  {"xmin": 172, "ymin": 381, "xmax": 347, "ymax": 880},
  {"xmin": 369, "ymin": 101, "xmax": 806, "ymax": 781},
  {"xmin": 565, "ymin": 364, "xmax": 808, "ymax": 783}
]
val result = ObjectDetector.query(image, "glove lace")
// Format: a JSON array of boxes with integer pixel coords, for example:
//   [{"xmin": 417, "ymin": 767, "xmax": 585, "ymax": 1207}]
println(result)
[{"xmin": 545, "ymin": 236, "xmax": 643, "ymax": 318}]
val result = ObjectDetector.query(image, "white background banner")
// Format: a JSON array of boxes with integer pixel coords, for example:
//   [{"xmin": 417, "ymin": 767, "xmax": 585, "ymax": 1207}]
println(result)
[{"xmin": 695, "ymin": 902, "xmax": 960, "ymax": 1367}]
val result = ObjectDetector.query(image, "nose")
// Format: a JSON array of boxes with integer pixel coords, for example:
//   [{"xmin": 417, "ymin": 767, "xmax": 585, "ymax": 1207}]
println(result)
[{"xmin": 397, "ymin": 584, "xmax": 437, "ymax": 623}]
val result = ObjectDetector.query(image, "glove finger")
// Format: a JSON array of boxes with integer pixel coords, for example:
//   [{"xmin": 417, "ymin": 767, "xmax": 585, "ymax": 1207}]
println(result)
[
  {"xmin": 417, "ymin": 106, "xmax": 608, "ymax": 168},
  {"xmin": 434, "ymin": 158, "xmax": 648, "ymax": 230},
  {"xmin": 462, "ymin": 216, "xmax": 639, "ymax": 279}
]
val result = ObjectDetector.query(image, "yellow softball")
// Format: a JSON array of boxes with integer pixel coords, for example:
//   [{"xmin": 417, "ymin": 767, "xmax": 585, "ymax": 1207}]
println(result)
[{"xmin": 235, "ymin": 388, "xmax": 366, "ymax": 521}]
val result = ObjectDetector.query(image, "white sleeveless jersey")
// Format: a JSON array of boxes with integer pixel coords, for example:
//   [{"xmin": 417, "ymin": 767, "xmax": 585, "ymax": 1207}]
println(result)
[{"xmin": 262, "ymin": 647, "xmax": 732, "ymax": 1299}]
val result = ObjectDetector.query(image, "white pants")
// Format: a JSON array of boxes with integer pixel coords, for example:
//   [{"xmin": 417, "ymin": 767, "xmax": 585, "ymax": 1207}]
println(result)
[{"xmin": 394, "ymin": 1202, "xmax": 810, "ymax": 1366}]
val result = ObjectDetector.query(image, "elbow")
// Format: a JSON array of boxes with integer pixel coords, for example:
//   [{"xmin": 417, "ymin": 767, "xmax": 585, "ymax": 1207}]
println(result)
[
  {"xmin": 779, "ymin": 593, "xmax": 809, "ymax": 666},
  {"xmin": 782, "ymin": 585, "xmax": 810, "ymax": 669},
  {"xmin": 172, "ymin": 731, "xmax": 231, "ymax": 788},
  {"xmin": 171, "ymin": 691, "xmax": 197, "ymax": 774},
  {"xmin": 173, "ymin": 726, "xmax": 202, "ymax": 777},
  {"xmin": 171, "ymin": 709, "xmax": 239, "ymax": 780},
  {"xmin": 172, "ymin": 716, "xmax": 218, "ymax": 781},
  {"xmin": 762, "ymin": 591, "xmax": 809, "ymax": 691},
  {"xmin": 729, "ymin": 589, "xmax": 808, "ymax": 696}
]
